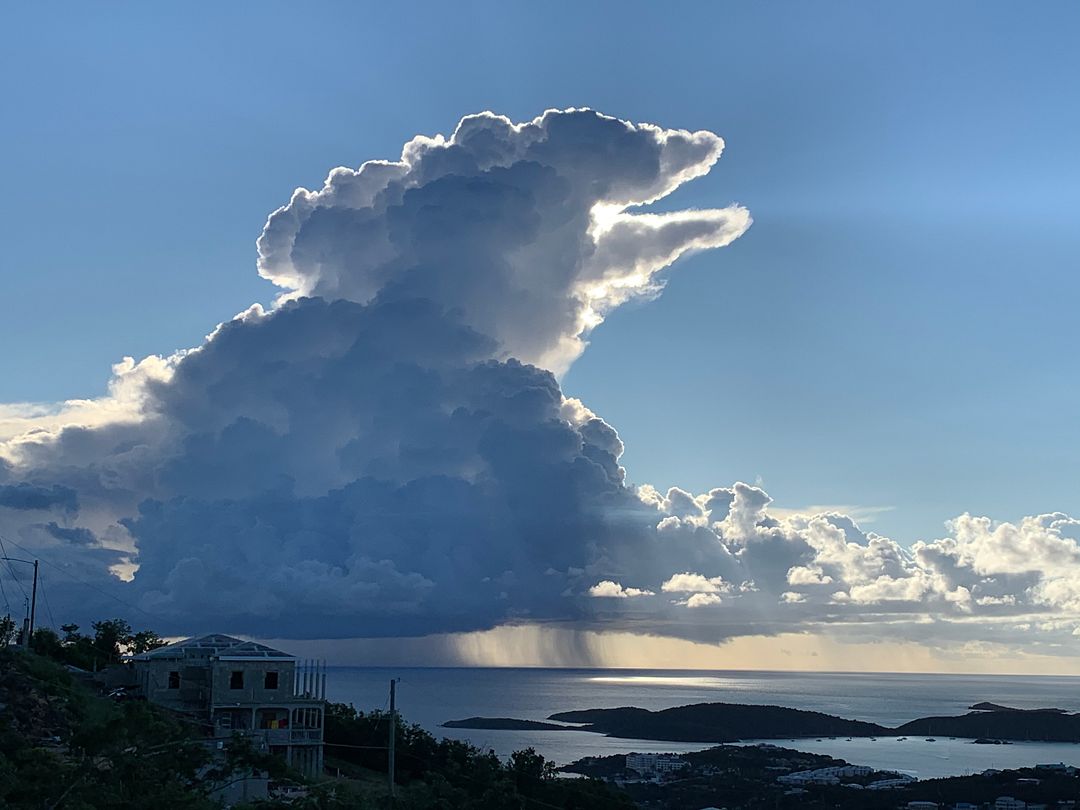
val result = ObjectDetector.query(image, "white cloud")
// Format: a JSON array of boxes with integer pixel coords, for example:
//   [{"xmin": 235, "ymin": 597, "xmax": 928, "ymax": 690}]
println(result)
[
  {"xmin": 786, "ymin": 565, "xmax": 833, "ymax": 586},
  {"xmin": 661, "ymin": 572, "xmax": 731, "ymax": 594},
  {"xmin": 684, "ymin": 592, "xmax": 723, "ymax": 608},
  {"xmin": 769, "ymin": 504, "xmax": 895, "ymax": 525},
  {"xmin": 589, "ymin": 580, "xmax": 655, "ymax": 598},
  {"xmin": 976, "ymin": 594, "xmax": 1017, "ymax": 606},
  {"xmin": 256, "ymin": 108, "xmax": 750, "ymax": 375},
  {"xmin": 0, "ymin": 354, "xmax": 179, "ymax": 463}
]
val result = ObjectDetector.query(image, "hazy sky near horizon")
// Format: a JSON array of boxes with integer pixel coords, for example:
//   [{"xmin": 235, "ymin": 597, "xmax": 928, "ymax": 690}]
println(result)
[{"xmin": 1, "ymin": 2, "xmax": 1079, "ymax": 668}]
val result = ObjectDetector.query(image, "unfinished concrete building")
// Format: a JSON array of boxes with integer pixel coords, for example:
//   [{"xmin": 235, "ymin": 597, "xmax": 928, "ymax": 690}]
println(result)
[{"xmin": 130, "ymin": 634, "xmax": 326, "ymax": 777}]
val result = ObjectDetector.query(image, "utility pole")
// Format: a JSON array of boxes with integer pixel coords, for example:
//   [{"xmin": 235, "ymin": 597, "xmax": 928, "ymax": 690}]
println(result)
[
  {"xmin": 2, "ymin": 556, "xmax": 38, "ymax": 648},
  {"xmin": 388, "ymin": 678, "xmax": 397, "ymax": 799},
  {"xmin": 28, "ymin": 560, "xmax": 38, "ymax": 641}
]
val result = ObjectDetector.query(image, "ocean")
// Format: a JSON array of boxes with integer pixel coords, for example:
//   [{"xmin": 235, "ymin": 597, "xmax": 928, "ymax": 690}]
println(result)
[{"xmin": 325, "ymin": 667, "xmax": 1080, "ymax": 779}]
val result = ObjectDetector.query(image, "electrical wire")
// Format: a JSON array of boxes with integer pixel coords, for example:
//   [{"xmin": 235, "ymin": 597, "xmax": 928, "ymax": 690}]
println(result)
[
  {"xmin": 0, "ymin": 533, "xmax": 30, "ymax": 601},
  {"xmin": 38, "ymin": 571, "xmax": 58, "ymax": 629},
  {"xmin": 0, "ymin": 566, "xmax": 10, "ymax": 617},
  {"xmin": 0, "ymin": 533, "xmax": 166, "ymax": 625}
]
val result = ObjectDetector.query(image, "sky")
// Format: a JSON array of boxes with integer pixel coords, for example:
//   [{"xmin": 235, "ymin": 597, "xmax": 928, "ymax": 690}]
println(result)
[{"xmin": 1, "ymin": 2, "xmax": 1079, "ymax": 670}]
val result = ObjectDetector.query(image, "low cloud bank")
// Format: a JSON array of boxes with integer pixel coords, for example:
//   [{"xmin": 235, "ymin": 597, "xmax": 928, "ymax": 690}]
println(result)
[{"xmin": 0, "ymin": 109, "xmax": 1076, "ymax": 657}]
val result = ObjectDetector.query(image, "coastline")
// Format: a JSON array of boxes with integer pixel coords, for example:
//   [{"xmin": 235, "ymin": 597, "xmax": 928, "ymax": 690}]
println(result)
[{"xmin": 326, "ymin": 666, "xmax": 1080, "ymax": 776}]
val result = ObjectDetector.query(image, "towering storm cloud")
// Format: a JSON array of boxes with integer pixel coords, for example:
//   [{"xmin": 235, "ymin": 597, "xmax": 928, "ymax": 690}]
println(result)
[
  {"xmin": 257, "ymin": 109, "xmax": 747, "ymax": 373},
  {"xmin": 1, "ymin": 109, "xmax": 1078, "ymax": 656}
]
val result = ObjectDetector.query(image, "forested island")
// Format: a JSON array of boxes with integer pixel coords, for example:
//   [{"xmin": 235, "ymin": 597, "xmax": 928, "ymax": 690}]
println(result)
[
  {"xmin": 442, "ymin": 717, "xmax": 571, "ymax": 731},
  {"xmin": 446, "ymin": 700, "xmax": 1080, "ymax": 743}
]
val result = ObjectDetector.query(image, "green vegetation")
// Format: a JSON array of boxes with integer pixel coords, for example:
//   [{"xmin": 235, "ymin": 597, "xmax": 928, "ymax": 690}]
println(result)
[
  {"xmin": 315, "ymin": 702, "xmax": 634, "ymax": 809},
  {"xmin": 567, "ymin": 745, "xmax": 846, "ymax": 808},
  {"xmin": 568, "ymin": 746, "xmax": 1080, "ymax": 809},
  {"xmin": 2, "ymin": 619, "xmax": 634, "ymax": 808},
  {"xmin": 0, "ymin": 646, "xmax": 282, "ymax": 809},
  {"xmin": 27, "ymin": 619, "xmax": 166, "ymax": 671}
]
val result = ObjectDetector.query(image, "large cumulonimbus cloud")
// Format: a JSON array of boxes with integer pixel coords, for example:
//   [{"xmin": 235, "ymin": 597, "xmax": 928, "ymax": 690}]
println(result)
[
  {"xmin": 1, "ymin": 109, "xmax": 1078, "ymax": 655},
  {"xmin": 256, "ymin": 109, "xmax": 747, "ymax": 373}
]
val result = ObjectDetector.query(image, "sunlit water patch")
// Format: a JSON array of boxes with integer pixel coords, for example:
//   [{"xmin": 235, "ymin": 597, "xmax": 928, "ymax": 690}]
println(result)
[{"xmin": 583, "ymin": 675, "xmax": 761, "ymax": 689}]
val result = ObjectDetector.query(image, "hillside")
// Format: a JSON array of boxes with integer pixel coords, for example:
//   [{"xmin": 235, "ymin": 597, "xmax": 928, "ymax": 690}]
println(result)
[
  {"xmin": 896, "ymin": 708, "xmax": 1080, "ymax": 741},
  {"xmin": 0, "ymin": 647, "xmax": 264, "ymax": 808}
]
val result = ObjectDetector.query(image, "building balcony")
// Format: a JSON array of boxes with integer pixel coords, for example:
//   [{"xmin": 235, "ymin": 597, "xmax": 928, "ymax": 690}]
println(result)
[{"xmin": 213, "ymin": 727, "xmax": 322, "ymax": 746}]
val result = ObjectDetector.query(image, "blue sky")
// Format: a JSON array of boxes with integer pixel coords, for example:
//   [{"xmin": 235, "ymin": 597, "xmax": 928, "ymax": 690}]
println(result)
[{"xmin": 2, "ymin": 0, "xmax": 1077, "ymax": 547}]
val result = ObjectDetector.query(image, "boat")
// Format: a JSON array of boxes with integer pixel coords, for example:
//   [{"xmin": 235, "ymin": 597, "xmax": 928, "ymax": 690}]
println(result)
[{"xmin": 925, "ymin": 737, "xmax": 937, "ymax": 742}]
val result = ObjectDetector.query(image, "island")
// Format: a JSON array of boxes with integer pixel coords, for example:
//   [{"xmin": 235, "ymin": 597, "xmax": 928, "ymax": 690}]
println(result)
[
  {"xmin": 444, "ymin": 700, "xmax": 1080, "ymax": 743},
  {"xmin": 441, "ymin": 717, "xmax": 572, "ymax": 731}
]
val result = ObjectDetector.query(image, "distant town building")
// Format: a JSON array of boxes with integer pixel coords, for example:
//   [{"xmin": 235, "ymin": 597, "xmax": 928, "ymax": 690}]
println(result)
[
  {"xmin": 625, "ymin": 753, "xmax": 688, "ymax": 776},
  {"xmin": 130, "ymin": 634, "xmax": 325, "ymax": 777},
  {"xmin": 866, "ymin": 774, "xmax": 918, "ymax": 790},
  {"xmin": 777, "ymin": 764, "xmax": 874, "ymax": 785},
  {"xmin": 906, "ymin": 801, "xmax": 939, "ymax": 810},
  {"xmin": 1036, "ymin": 762, "xmax": 1076, "ymax": 775},
  {"xmin": 994, "ymin": 798, "xmax": 1027, "ymax": 810}
]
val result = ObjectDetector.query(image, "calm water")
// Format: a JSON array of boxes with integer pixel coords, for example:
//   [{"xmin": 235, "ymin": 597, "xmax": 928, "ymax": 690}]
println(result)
[{"xmin": 325, "ymin": 667, "xmax": 1080, "ymax": 779}]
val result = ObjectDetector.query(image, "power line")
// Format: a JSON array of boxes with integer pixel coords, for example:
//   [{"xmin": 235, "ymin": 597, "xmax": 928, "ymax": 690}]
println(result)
[
  {"xmin": 0, "ymin": 534, "xmax": 30, "ymax": 601},
  {"xmin": 38, "ymin": 571, "xmax": 58, "ymax": 630},
  {"xmin": 0, "ymin": 566, "xmax": 10, "ymax": 616},
  {"xmin": 0, "ymin": 533, "xmax": 166, "ymax": 625}
]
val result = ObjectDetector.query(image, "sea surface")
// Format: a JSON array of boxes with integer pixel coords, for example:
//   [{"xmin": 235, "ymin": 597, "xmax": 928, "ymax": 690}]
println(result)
[{"xmin": 325, "ymin": 667, "xmax": 1080, "ymax": 779}]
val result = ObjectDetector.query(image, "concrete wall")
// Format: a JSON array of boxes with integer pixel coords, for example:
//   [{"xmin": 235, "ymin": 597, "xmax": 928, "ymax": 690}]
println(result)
[
  {"xmin": 208, "ymin": 660, "xmax": 295, "ymax": 704},
  {"xmin": 135, "ymin": 658, "xmax": 297, "ymax": 711},
  {"xmin": 137, "ymin": 658, "xmax": 204, "ymax": 711},
  {"xmin": 134, "ymin": 655, "xmax": 324, "ymax": 780}
]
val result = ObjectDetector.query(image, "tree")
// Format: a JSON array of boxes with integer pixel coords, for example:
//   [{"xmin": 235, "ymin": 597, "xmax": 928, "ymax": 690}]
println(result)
[
  {"xmin": 130, "ymin": 628, "xmax": 167, "ymax": 654},
  {"xmin": 55, "ymin": 623, "xmax": 100, "ymax": 670},
  {"xmin": 29, "ymin": 627, "xmax": 63, "ymax": 659},
  {"xmin": 509, "ymin": 747, "xmax": 557, "ymax": 795},
  {"xmin": 92, "ymin": 618, "xmax": 133, "ymax": 659}
]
